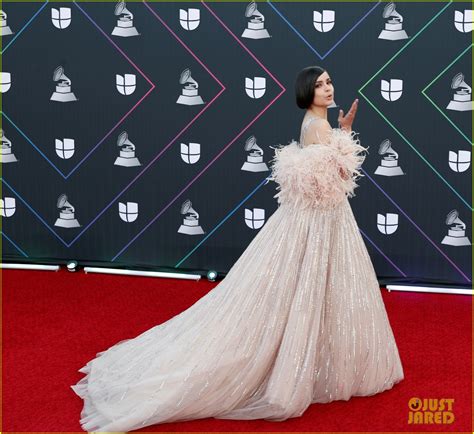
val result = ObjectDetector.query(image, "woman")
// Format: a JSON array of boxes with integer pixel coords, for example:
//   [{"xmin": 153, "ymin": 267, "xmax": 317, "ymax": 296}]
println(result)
[{"xmin": 71, "ymin": 66, "xmax": 404, "ymax": 432}]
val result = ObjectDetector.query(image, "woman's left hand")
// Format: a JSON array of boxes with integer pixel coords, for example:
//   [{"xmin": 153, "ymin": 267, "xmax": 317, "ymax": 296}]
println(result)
[{"xmin": 338, "ymin": 99, "xmax": 358, "ymax": 133}]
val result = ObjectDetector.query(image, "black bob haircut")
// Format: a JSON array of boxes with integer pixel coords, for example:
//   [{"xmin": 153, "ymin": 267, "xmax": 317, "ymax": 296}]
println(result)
[{"xmin": 295, "ymin": 66, "xmax": 326, "ymax": 109}]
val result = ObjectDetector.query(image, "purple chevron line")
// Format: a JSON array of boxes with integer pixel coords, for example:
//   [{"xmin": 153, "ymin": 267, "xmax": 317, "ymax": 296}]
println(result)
[
  {"xmin": 361, "ymin": 170, "xmax": 471, "ymax": 283},
  {"xmin": 68, "ymin": 1, "xmax": 155, "ymax": 178},
  {"xmin": 110, "ymin": 1, "xmax": 286, "ymax": 261}
]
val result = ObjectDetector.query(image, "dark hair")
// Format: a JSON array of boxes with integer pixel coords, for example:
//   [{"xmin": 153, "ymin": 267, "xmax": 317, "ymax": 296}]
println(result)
[{"xmin": 295, "ymin": 66, "xmax": 326, "ymax": 109}]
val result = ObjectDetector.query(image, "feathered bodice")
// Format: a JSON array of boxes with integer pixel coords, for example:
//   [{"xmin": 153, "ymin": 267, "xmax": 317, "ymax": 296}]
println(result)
[{"xmin": 269, "ymin": 128, "xmax": 369, "ymax": 210}]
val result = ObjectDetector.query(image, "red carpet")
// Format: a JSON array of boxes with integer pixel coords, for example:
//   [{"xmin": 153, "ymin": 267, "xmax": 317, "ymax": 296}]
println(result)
[{"xmin": 2, "ymin": 268, "xmax": 472, "ymax": 432}]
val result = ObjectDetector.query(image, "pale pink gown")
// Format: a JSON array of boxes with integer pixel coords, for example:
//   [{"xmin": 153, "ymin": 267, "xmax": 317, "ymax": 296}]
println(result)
[{"xmin": 71, "ymin": 116, "xmax": 404, "ymax": 432}]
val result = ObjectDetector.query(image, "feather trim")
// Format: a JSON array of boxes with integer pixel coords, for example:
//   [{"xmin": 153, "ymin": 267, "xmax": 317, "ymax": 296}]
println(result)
[{"xmin": 268, "ymin": 128, "xmax": 369, "ymax": 210}]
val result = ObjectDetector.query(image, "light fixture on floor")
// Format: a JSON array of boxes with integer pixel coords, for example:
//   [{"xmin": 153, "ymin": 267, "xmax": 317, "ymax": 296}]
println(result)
[{"xmin": 387, "ymin": 285, "xmax": 473, "ymax": 296}]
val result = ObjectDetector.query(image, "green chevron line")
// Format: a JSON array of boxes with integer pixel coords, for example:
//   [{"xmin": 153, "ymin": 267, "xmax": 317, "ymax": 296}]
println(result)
[
  {"xmin": 358, "ymin": 0, "xmax": 472, "ymax": 211},
  {"xmin": 422, "ymin": 43, "xmax": 473, "ymax": 146}
]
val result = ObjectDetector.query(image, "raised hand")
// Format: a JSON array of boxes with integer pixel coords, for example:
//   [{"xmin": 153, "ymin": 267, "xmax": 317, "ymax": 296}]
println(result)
[{"xmin": 338, "ymin": 99, "xmax": 358, "ymax": 133}]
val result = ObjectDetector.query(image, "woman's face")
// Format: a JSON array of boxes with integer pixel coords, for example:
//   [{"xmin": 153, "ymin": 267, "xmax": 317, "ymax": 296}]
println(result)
[{"xmin": 312, "ymin": 71, "xmax": 334, "ymax": 107}]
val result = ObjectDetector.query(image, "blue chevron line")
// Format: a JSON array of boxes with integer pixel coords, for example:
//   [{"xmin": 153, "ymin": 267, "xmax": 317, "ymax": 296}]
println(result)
[{"xmin": 1, "ymin": 231, "xmax": 29, "ymax": 257}]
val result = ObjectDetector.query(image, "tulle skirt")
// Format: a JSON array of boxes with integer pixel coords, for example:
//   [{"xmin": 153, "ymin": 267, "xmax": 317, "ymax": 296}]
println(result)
[{"xmin": 71, "ymin": 197, "xmax": 404, "ymax": 432}]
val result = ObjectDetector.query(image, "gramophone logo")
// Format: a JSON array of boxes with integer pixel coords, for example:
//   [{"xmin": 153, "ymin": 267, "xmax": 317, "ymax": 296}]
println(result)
[
  {"xmin": 118, "ymin": 201, "xmax": 138, "ymax": 223},
  {"xmin": 179, "ymin": 8, "xmax": 200, "ymax": 31},
  {"xmin": 381, "ymin": 78, "xmax": 403, "ymax": 101},
  {"xmin": 241, "ymin": 1, "xmax": 271, "ymax": 39},
  {"xmin": 374, "ymin": 139, "xmax": 405, "ymax": 176},
  {"xmin": 0, "ymin": 9, "xmax": 14, "ymax": 36},
  {"xmin": 55, "ymin": 138, "xmax": 75, "ymax": 160},
  {"xmin": 180, "ymin": 142, "xmax": 201, "ymax": 164},
  {"xmin": 245, "ymin": 76, "xmax": 266, "ymax": 99},
  {"xmin": 313, "ymin": 10, "xmax": 335, "ymax": 33},
  {"xmin": 446, "ymin": 72, "xmax": 473, "ymax": 111},
  {"xmin": 241, "ymin": 135, "xmax": 269, "ymax": 172},
  {"xmin": 50, "ymin": 66, "xmax": 78, "ymax": 102},
  {"xmin": 377, "ymin": 213, "xmax": 399, "ymax": 235},
  {"xmin": 448, "ymin": 150, "xmax": 471, "ymax": 172},
  {"xmin": 378, "ymin": 2, "xmax": 409, "ymax": 40},
  {"xmin": 51, "ymin": 7, "xmax": 72, "ymax": 30},
  {"xmin": 177, "ymin": 199, "xmax": 205, "ymax": 235},
  {"xmin": 0, "ymin": 72, "xmax": 12, "ymax": 93},
  {"xmin": 441, "ymin": 209, "xmax": 471, "ymax": 246},
  {"xmin": 176, "ymin": 68, "xmax": 205, "ymax": 105},
  {"xmin": 112, "ymin": 0, "xmax": 140, "ymax": 37},
  {"xmin": 116, "ymin": 73, "xmax": 136, "ymax": 95},
  {"xmin": 54, "ymin": 194, "xmax": 81, "ymax": 228},
  {"xmin": 245, "ymin": 208, "xmax": 265, "ymax": 229},
  {"xmin": 0, "ymin": 197, "xmax": 16, "ymax": 217},
  {"xmin": 1, "ymin": 129, "xmax": 18, "ymax": 163},
  {"xmin": 454, "ymin": 9, "xmax": 473, "ymax": 33},
  {"xmin": 114, "ymin": 131, "xmax": 141, "ymax": 167}
]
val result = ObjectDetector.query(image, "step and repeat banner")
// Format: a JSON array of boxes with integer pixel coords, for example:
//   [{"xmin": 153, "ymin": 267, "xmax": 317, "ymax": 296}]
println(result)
[{"xmin": 1, "ymin": 1, "xmax": 472, "ymax": 287}]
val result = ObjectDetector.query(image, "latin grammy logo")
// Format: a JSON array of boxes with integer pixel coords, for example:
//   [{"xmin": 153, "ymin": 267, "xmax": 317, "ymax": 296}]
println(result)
[
  {"xmin": 118, "ymin": 201, "xmax": 139, "ymax": 223},
  {"xmin": 177, "ymin": 199, "xmax": 205, "ymax": 235},
  {"xmin": 313, "ymin": 10, "xmax": 335, "ymax": 33},
  {"xmin": 0, "ymin": 9, "xmax": 14, "ymax": 35},
  {"xmin": 241, "ymin": 135, "xmax": 269, "ymax": 173},
  {"xmin": 54, "ymin": 194, "xmax": 81, "ymax": 228},
  {"xmin": 179, "ymin": 8, "xmax": 200, "ymax": 31},
  {"xmin": 180, "ymin": 142, "xmax": 201, "ymax": 164},
  {"xmin": 381, "ymin": 78, "xmax": 403, "ymax": 101},
  {"xmin": 245, "ymin": 76, "xmax": 266, "ymax": 99},
  {"xmin": 0, "ymin": 72, "xmax": 12, "ymax": 93},
  {"xmin": 241, "ymin": 1, "xmax": 271, "ymax": 39},
  {"xmin": 0, "ymin": 197, "xmax": 16, "ymax": 217},
  {"xmin": 51, "ymin": 7, "xmax": 72, "ymax": 30},
  {"xmin": 378, "ymin": 2, "xmax": 409, "ymax": 41},
  {"xmin": 446, "ymin": 72, "xmax": 473, "ymax": 112},
  {"xmin": 454, "ymin": 9, "xmax": 473, "ymax": 33},
  {"xmin": 55, "ymin": 138, "xmax": 75, "ymax": 160},
  {"xmin": 50, "ymin": 66, "xmax": 78, "ymax": 102},
  {"xmin": 374, "ymin": 139, "xmax": 405, "ymax": 176},
  {"xmin": 112, "ymin": 0, "xmax": 140, "ymax": 37},
  {"xmin": 0, "ymin": 129, "xmax": 18, "ymax": 163},
  {"xmin": 244, "ymin": 208, "xmax": 266, "ymax": 230},
  {"xmin": 176, "ymin": 68, "xmax": 205, "ymax": 105},
  {"xmin": 114, "ymin": 131, "xmax": 141, "ymax": 167},
  {"xmin": 377, "ymin": 213, "xmax": 399, "ymax": 235},
  {"xmin": 441, "ymin": 209, "xmax": 471, "ymax": 246}
]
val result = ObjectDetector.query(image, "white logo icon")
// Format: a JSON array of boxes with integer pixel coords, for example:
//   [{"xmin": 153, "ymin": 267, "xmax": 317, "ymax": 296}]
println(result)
[
  {"xmin": 381, "ymin": 78, "xmax": 403, "ymax": 101},
  {"xmin": 54, "ymin": 194, "xmax": 81, "ymax": 228},
  {"xmin": 454, "ymin": 9, "xmax": 473, "ymax": 33},
  {"xmin": 112, "ymin": 0, "xmax": 140, "ymax": 37},
  {"xmin": 180, "ymin": 142, "xmax": 201, "ymax": 164},
  {"xmin": 446, "ymin": 72, "xmax": 473, "ymax": 112},
  {"xmin": 242, "ymin": 1, "xmax": 271, "ymax": 39},
  {"xmin": 0, "ymin": 197, "xmax": 16, "ymax": 217},
  {"xmin": 0, "ymin": 9, "xmax": 14, "ymax": 35},
  {"xmin": 441, "ymin": 209, "xmax": 471, "ymax": 246},
  {"xmin": 377, "ymin": 212, "xmax": 399, "ymax": 235},
  {"xmin": 0, "ymin": 72, "xmax": 12, "ymax": 93},
  {"xmin": 241, "ymin": 135, "xmax": 269, "ymax": 172},
  {"xmin": 378, "ymin": 2, "xmax": 409, "ymax": 40},
  {"xmin": 245, "ymin": 208, "xmax": 265, "ymax": 229},
  {"xmin": 119, "ymin": 201, "xmax": 138, "ymax": 222},
  {"xmin": 50, "ymin": 66, "xmax": 78, "ymax": 102},
  {"xmin": 114, "ymin": 131, "xmax": 141, "ymax": 167},
  {"xmin": 313, "ymin": 10, "xmax": 335, "ymax": 33},
  {"xmin": 177, "ymin": 200, "xmax": 205, "ymax": 235},
  {"xmin": 51, "ymin": 7, "xmax": 72, "ymax": 29},
  {"xmin": 55, "ymin": 138, "xmax": 75, "ymax": 159},
  {"xmin": 245, "ymin": 76, "xmax": 266, "ymax": 99},
  {"xmin": 179, "ymin": 8, "xmax": 200, "ymax": 31},
  {"xmin": 116, "ymin": 73, "xmax": 136, "ymax": 95},
  {"xmin": 1, "ymin": 129, "xmax": 18, "ymax": 163},
  {"xmin": 177, "ymin": 68, "xmax": 205, "ymax": 105},
  {"xmin": 374, "ymin": 139, "xmax": 405, "ymax": 176},
  {"xmin": 448, "ymin": 150, "xmax": 471, "ymax": 172}
]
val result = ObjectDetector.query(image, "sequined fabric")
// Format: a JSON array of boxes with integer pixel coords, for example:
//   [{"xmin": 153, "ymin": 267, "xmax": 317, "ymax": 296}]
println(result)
[{"xmin": 71, "ymin": 123, "xmax": 404, "ymax": 431}]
